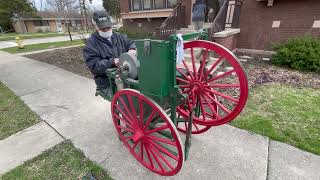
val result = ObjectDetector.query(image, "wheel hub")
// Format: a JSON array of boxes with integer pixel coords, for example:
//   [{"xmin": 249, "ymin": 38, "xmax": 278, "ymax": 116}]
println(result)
[
  {"xmin": 191, "ymin": 81, "xmax": 205, "ymax": 93},
  {"xmin": 132, "ymin": 130, "xmax": 144, "ymax": 142}
]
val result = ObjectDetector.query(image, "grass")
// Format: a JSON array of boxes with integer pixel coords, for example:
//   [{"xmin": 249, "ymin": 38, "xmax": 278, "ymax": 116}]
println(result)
[
  {"xmin": 1, "ymin": 40, "xmax": 84, "ymax": 54},
  {"xmin": 1, "ymin": 141, "xmax": 113, "ymax": 180},
  {"xmin": 0, "ymin": 32, "xmax": 69, "ymax": 41},
  {"xmin": 0, "ymin": 82, "xmax": 40, "ymax": 140},
  {"xmin": 231, "ymin": 83, "xmax": 320, "ymax": 155}
]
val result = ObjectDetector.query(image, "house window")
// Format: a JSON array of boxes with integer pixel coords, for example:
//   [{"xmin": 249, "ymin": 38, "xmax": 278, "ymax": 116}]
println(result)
[
  {"xmin": 34, "ymin": 20, "xmax": 49, "ymax": 26},
  {"xmin": 167, "ymin": 0, "xmax": 177, "ymax": 8},
  {"xmin": 154, "ymin": 0, "xmax": 166, "ymax": 9},
  {"xmin": 129, "ymin": 0, "xmax": 176, "ymax": 11},
  {"xmin": 132, "ymin": 0, "xmax": 142, "ymax": 11},
  {"xmin": 143, "ymin": 0, "xmax": 153, "ymax": 10}
]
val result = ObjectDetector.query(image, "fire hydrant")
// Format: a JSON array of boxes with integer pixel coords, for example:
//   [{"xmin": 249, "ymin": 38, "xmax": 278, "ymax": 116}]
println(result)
[{"xmin": 15, "ymin": 36, "xmax": 24, "ymax": 49}]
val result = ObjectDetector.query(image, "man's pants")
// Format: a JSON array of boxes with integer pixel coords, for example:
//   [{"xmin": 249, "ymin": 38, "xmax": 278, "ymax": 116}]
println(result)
[
  {"xmin": 100, "ymin": 87, "xmax": 113, "ymax": 97},
  {"xmin": 193, "ymin": 21, "xmax": 204, "ymax": 31}
]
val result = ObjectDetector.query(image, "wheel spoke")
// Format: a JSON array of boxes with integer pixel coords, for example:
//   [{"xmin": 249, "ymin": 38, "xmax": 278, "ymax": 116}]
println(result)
[
  {"xmin": 139, "ymin": 97, "xmax": 143, "ymax": 128},
  {"xmin": 206, "ymin": 88, "xmax": 239, "ymax": 103},
  {"xmin": 118, "ymin": 96, "xmax": 136, "ymax": 122},
  {"xmin": 198, "ymin": 49, "xmax": 208, "ymax": 81},
  {"xmin": 143, "ymin": 110, "xmax": 156, "ymax": 131},
  {"xmin": 176, "ymin": 68, "xmax": 192, "ymax": 82},
  {"xmin": 205, "ymin": 56, "xmax": 224, "ymax": 78},
  {"xmin": 149, "ymin": 143, "xmax": 174, "ymax": 170},
  {"xmin": 145, "ymin": 124, "xmax": 169, "ymax": 135},
  {"xmin": 193, "ymin": 123, "xmax": 200, "ymax": 131},
  {"xmin": 190, "ymin": 48, "xmax": 197, "ymax": 79},
  {"xmin": 198, "ymin": 95, "xmax": 207, "ymax": 122},
  {"xmin": 144, "ymin": 143, "xmax": 154, "ymax": 169},
  {"xmin": 203, "ymin": 97, "xmax": 221, "ymax": 119},
  {"xmin": 132, "ymin": 138, "xmax": 140, "ymax": 150},
  {"xmin": 206, "ymin": 69, "xmax": 236, "ymax": 84},
  {"xmin": 127, "ymin": 94, "xmax": 138, "ymax": 119},
  {"xmin": 211, "ymin": 83, "xmax": 240, "ymax": 88},
  {"xmin": 147, "ymin": 135, "xmax": 176, "ymax": 146},
  {"xmin": 117, "ymin": 125, "xmax": 134, "ymax": 133},
  {"xmin": 147, "ymin": 144, "xmax": 165, "ymax": 173},
  {"xmin": 140, "ymin": 141, "xmax": 144, "ymax": 161},
  {"xmin": 115, "ymin": 104, "xmax": 137, "ymax": 128},
  {"xmin": 114, "ymin": 114, "xmax": 134, "ymax": 129},
  {"xmin": 179, "ymin": 85, "xmax": 190, "ymax": 88},
  {"xmin": 147, "ymin": 139, "xmax": 179, "ymax": 161},
  {"xmin": 124, "ymin": 135, "xmax": 134, "ymax": 140},
  {"xmin": 182, "ymin": 60, "xmax": 195, "ymax": 80},
  {"xmin": 203, "ymin": 92, "xmax": 231, "ymax": 114},
  {"xmin": 177, "ymin": 77, "xmax": 189, "ymax": 84}
]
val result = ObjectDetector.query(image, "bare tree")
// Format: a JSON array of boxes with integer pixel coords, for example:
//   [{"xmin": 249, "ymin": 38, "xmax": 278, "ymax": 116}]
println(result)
[{"xmin": 46, "ymin": 0, "xmax": 78, "ymax": 41}]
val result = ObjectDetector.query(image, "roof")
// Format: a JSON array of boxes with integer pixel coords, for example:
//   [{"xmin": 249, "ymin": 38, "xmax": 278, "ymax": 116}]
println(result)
[{"xmin": 21, "ymin": 11, "xmax": 92, "ymax": 20}]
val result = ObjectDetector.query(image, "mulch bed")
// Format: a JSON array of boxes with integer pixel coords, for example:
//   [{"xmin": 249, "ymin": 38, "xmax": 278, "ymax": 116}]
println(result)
[
  {"xmin": 24, "ymin": 47, "xmax": 93, "ymax": 79},
  {"xmin": 24, "ymin": 47, "xmax": 320, "ymax": 89}
]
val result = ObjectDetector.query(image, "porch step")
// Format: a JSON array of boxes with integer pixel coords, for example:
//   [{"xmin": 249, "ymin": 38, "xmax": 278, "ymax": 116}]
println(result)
[
  {"xmin": 177, "ymin": 23, "xmax": 212, "ymax": 35},
  {"xmin": 187, "ymin": 23, "xmax": 212, "ymax": 29}
]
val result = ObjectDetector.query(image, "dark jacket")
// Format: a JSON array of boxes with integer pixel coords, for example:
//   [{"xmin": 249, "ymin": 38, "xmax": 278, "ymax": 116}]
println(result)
[
  {"xmin": 192, "ymin": 0, "xmax": 206, "ymax": 22},
  {"xmin": 83, "ymin": 31, "xmax": 136, "ymax": 89}
]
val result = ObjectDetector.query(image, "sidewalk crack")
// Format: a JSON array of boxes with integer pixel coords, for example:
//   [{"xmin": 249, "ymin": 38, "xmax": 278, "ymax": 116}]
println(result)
[
  {"xmin": 42, "ymin": 119, "xmax": 67, "ymax": 140},
  {"xmin": 20, "ymin": 87, "xmax": 47, "ymax": 97},
  {"xmin": 99, "ymin": 144, "xmax": 124, "ymax": 165},
  {"xmin": 266, "ymin": 138, "xmax": 271, "ymax": 180}
]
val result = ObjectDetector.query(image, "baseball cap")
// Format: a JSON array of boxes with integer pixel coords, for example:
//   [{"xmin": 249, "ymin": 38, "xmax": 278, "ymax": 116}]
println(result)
[{"xmin": 93, "ymin": 11, "xmax": 113, "ymax": 29}]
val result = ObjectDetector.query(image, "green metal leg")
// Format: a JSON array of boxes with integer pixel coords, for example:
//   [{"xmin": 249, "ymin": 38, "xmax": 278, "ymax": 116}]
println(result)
[{"xmin": 184, "ymin": 108, "xmax": 193, "ymax": 160}]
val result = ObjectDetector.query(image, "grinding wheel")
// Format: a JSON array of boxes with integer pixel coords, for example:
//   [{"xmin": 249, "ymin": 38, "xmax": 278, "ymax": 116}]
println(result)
[{"xmin": 119, "ymin": 52, "xmax": 140, "ymax": 79}]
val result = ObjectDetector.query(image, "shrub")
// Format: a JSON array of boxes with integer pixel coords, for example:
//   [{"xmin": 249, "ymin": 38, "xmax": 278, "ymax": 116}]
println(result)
[{"xmin": 272, "ymin": 35, "xmax": 320, "ymax": 73}]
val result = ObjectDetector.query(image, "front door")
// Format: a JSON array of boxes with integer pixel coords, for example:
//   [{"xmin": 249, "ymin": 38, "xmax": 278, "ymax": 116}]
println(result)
[{"xmin": 56, "ymin": 20, "xmax": 63, "ymax": 32}]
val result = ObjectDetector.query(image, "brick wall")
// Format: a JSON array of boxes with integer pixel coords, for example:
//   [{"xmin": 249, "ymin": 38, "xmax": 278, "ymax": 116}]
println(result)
[
  {"xmin": 49, "ymin": 20, "xmax": 57, "ymax": 32},
  {"xmin": 237, "ymin": 0, "xmax": 320, "ymax": 50},
  {"xmin": 120, "ymin": 0, "xmax": 130, "ymax": 13},
  {"xmin": 215, "ymin": 34, "xmax": 238, "ymax": 51},
  {"xmin": 24, "ymin": 21, "xmax": 36, "ymax": 33}
]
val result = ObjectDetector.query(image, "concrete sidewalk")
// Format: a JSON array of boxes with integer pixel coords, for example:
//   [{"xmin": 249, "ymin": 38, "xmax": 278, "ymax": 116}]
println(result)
[
  {"xmin": 0, "ymin": 51, "xmax": 319, "ymax": 179},
  {"xmin": 0, "ymin": 34, "xmax": 88, "ymax": 49}
]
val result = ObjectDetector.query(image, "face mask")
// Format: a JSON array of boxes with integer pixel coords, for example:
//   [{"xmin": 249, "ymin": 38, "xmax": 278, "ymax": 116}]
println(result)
[{"xmin": 98, "ymin": 29, "xmax": 112, "ymax": 39}]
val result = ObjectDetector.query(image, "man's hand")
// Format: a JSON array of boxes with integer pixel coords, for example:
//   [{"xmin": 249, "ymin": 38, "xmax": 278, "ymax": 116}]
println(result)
[
  {"xmin": 128, "ymin": 49, "xmax": 137, "ymax": 56},
  {"xmin": 114, "ymin": 58, "xmax": 120, "ymax": 67}
]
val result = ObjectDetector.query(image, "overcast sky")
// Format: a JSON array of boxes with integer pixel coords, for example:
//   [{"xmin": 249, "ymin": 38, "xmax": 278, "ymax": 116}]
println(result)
[{"xmin": 33, "ymin": 0, "xmax": 104, "ymax": 11}]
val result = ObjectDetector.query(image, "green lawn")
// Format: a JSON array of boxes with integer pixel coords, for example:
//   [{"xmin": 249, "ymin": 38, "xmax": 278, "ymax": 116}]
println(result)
[
  {"xmin": 0, "ymin": 32, "xmax": 69, "ymax": 41},
  {"xmin": 1, "ymin": 40, "xmax": 84, "ymax": 54},
  {"xmin": 231, "ymin": 83, "xmax": 320, "ymax": 155},
  {"xmin": 0, "ymin": 82, "xmax": 40, "ymax": 140},
  {"xmin": 1, "ymin": 141, "xmax": 113, "ymax": 180}
]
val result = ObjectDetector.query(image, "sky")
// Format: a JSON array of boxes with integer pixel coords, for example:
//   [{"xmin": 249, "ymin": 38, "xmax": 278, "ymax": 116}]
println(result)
[{"xmin": 33, "ymin": 0, "xmax": 104, "ymax": 11}]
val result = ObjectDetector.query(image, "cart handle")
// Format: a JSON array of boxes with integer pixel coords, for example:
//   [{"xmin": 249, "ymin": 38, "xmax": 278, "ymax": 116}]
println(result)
[{"xmin": 169, "ymin": 29, "xmax": 209, "ymax": 42}]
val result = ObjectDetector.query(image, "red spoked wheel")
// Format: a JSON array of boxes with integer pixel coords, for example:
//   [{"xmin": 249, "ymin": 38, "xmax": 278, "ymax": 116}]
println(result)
[
  {"xmin": 176, "ymin": 114, "xmax": 212, "ymax": 134},
  {"xmin": 111, "ymin": 89, "xmax": 184, "ymax": 176},
  {"xmin": 176, "ymin": 40, "xmax": 249, "ymax": 126},
  {"xmin": 176, "ymin": 94, "xmax": 218, "ymax": 134}
]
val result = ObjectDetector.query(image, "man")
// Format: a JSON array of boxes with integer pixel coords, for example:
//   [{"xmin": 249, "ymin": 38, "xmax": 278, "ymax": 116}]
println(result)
[
  {"xmin": 83, "ymin": 10, "xmax": 136, "ymax": 96},
  {"xmin": 207, "ymin": 8, "xmax": 216, "ymax": 23},
  {"xmin": 192, "ymin": 0, "xmax": 206, "ymax": 31}
]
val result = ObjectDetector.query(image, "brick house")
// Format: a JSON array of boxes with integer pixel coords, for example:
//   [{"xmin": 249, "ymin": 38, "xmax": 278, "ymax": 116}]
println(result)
[
  {"xmin": 120, "ymin": 0, "xmax": 320, "ymax": 51},
  {"xmin": 120, "ymin": 0, "xmax": 227, "ymax": 33},
  {"xmin": 237, "ymin": 0, "xmax": 320, "ymax": 51},
  {"xmin": 13, "ymin": 11, "xmax": 89, "ymax": 33},
  {"xmin": 120, "ymin": 0, "xmax": 242, "ymax": 51}
]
